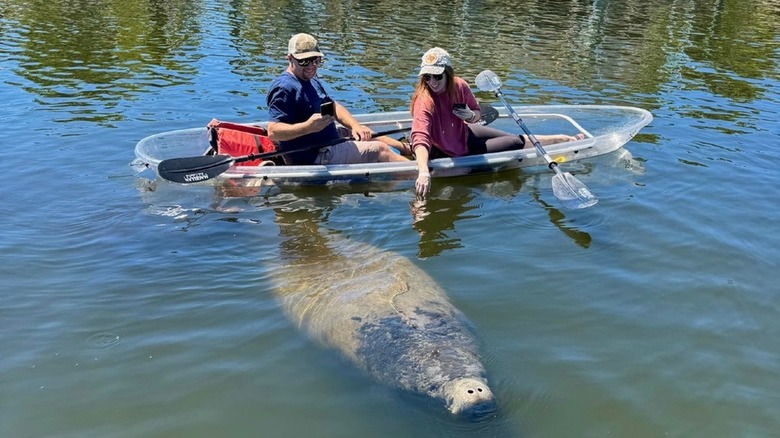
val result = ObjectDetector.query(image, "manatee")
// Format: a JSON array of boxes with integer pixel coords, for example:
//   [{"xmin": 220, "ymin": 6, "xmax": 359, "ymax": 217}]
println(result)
[{"xmin": 270, "ymin": 211, "xmax": 495, "ymax": 416}]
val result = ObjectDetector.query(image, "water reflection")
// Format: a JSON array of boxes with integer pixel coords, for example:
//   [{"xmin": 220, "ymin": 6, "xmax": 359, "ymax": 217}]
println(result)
[
  {"xmin": 409, "ymin": 169, "xmax": 599, "ymax": 255},
  {"xmin": 2, "ymin": 0, "xmax": 777, "ymax": 124},
  {"xmin": 135, "ymin": 165, "xmax": 602, "ymax": 254},
  {"xmin": 409, "ymin": 185, "xmax": 484, "ymax": 259},
  {"xmin": 409, "ymin": 186, "xmax": 481, "ymax": 258},
  {"xmin": 210, "ymin": 176, "xmax": 489, "ymax": 259},
  {"xmin": 3, "ymin": 0, "xmax": 205, "ymax": 124},
  {"xmin": 530, "ymin": 190, "xmax": 592, "ymax": 249}
]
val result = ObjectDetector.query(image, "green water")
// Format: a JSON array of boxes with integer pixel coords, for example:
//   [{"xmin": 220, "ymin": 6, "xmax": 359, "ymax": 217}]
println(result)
[{"xmin": 1, "ymin": 1, "xmax": 779, "ymax": 436}]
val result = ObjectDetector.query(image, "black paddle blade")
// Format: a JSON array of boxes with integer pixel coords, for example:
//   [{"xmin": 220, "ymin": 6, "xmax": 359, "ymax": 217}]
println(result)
[
  {"xmin": 157, "ymin": 155, "xmax": 235, "ymax": 184},
  {"xmin": 479, "ymin": 103, "xmax": 500, "ymax": 125}
]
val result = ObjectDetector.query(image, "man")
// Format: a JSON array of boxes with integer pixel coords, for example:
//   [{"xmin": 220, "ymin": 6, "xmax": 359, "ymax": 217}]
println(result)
[{"xmin": 266, "ymin": 33, "xmax": 408, "ymax": 165}]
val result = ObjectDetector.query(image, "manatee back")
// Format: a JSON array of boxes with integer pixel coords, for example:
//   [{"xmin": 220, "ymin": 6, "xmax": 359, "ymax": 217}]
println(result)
[
  {"xmin": 272, "ymin": 238, "xmax": 456, "ymax": 349},
  {"xmin": 271, "ymin": 237, "xmax": 486, "ymax": 395}
]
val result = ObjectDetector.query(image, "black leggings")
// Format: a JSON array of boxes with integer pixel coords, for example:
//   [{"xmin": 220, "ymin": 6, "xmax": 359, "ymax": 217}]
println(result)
[{"xmin": 429, "ymin": 124, "xmax": 526, "ymax": 159}]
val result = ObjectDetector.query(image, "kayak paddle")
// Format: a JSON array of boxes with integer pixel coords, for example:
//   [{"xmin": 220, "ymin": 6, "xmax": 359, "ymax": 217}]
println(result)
[
  {"xmin": 157, "ymin": 126, "xmax": 410, "ymax": 184},
  {"xmin": 475, "ymin": 70, "xmax": 598, "ymax": 209},
  {"xmin": 478, "ymin": 102, "xmax": 499, "ymax": 125}
]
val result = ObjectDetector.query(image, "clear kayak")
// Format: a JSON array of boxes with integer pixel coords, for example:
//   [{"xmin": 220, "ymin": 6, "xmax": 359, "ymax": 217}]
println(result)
[{"xmin": 133, "ymin": 104, "xmax": 652, "ymax": 187}]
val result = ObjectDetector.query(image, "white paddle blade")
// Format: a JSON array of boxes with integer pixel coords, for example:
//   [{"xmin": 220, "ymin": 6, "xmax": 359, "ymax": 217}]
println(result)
[
  {"xmin": 475, "ymin": 70, "xmax": 502, "ymax": 92},
  {"xmin": 552, "ymin": 172, "xmax": 599, "ymax": 209},
  {"xmin": 476, "ymin": 69, "xmax": 598, "ymax": 209}
]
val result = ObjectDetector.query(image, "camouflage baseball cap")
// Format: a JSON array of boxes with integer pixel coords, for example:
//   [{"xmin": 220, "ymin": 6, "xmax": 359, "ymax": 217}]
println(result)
[{"xmin": 288, "ymin": 33, "xmax": 324, "ymax": 59}]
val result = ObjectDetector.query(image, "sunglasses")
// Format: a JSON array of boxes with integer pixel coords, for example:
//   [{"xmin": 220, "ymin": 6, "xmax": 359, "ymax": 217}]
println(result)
[
  {"xmin": 296, "ymin": 57, "xmax": 323, "ymax": 67},
  {"xmin": 423, "ymin": 73, "xmax": 444, "ymax": 82}
]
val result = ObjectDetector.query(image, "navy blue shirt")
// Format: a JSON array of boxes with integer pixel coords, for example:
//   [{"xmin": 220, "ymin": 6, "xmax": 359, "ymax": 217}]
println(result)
[{"xmin": 266, "ymin": 72, "xmax": 339, "ymax": 165}]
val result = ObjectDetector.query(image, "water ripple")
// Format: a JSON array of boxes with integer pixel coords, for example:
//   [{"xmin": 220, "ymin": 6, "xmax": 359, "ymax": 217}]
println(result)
[{"xmin": 86, "ymin": 332, "xmax": 122, "ymax": 350}]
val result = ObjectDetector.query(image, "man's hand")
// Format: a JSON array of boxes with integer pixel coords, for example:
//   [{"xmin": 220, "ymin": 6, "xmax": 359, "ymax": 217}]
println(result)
[
  {"xmin": 351, "ymin": 124, "xmax": 374, "ymax": 141},
  {"xmin": 307, "ymin": 113, "xmax": 333, "ymax": 133}
]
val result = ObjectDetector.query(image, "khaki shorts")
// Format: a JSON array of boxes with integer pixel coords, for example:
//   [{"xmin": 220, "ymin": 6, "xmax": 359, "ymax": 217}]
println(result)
[{"xmin": 314, "ymin": 140, "xmax": 384, "ymax": 165}]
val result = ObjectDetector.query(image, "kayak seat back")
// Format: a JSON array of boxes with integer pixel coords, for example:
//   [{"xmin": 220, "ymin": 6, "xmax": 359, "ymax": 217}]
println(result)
[{"xmin": 207, "ymin": 119, "xmax": 278, "ymax": 166}]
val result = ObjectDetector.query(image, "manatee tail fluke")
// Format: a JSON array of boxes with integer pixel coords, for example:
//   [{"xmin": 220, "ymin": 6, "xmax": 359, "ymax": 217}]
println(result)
[{"xmin": 445, "ymin": 377, "xmax": 496, "ymax": 417}]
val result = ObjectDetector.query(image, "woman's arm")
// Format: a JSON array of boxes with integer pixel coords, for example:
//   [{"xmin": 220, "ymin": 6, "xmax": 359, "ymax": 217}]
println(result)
[{"xmin": 414, "ymin": 145, "xmax": 431, "ymax": 199}]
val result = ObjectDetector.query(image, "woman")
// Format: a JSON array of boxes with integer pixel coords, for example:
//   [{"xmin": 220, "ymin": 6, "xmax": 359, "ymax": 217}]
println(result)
[{"xmin": 409, "ymin": 47, "xmax": 581, "ymax": 198}]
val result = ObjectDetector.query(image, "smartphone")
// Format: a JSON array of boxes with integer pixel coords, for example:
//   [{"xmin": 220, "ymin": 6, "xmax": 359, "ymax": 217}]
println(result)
[
  {"xmin": 320, "ymin": 101, "xmax": 334, "ymax": 116},
  {"xmin": 452, "ymin": 103, "xmax": 467, "ymax": 110}
]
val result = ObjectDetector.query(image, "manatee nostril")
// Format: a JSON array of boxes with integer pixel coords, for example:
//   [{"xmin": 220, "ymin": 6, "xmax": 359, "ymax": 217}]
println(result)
[
  {"xmin": 477, "ymin": 388, "xmax": 483, "ymax": 392},
  {"xmin": 467, "ymin": 389, "xmax": 474, "ymax": 394}
]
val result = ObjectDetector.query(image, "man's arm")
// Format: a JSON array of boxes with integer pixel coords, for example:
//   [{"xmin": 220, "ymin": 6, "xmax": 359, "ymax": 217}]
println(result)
[
  {"xmin": 267, "ymin": 114, "xmax": 333, "ymax": 142},
  {"xmin": 266, "ymin": 80, "xmax": 334, "ymax": 142},
  {"xmin": 333, "ymin": 101, "xmax": 373, "ymax": 141}
]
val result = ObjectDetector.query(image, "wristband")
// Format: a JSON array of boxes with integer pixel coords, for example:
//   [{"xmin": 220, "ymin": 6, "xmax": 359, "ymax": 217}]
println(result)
[{"xmin": 418, "ymin": 171, "xmax": 430, "ymax": 177}]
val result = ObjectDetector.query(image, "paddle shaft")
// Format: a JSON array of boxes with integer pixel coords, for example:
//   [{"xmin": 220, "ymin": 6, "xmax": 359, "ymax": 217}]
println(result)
[
  {"xmin": 487, "ymin": 84, "xmax": 597, "ymax": 209},
  {"xmin": 234, "ymin": 126, "xmax": 410, "ymax": 164},
  {"xmin": 491, "ymin": 89, "xmax": 559, "ymax": 172},
  {"xmin": 157, "ymin": 126, "xmax": 410, "ymax": 184}
]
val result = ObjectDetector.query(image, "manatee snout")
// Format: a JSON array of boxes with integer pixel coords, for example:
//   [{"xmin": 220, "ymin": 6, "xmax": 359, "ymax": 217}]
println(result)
[{"xmin": 444, "ymin": 377, "xmax": 496, "ymax": 416}]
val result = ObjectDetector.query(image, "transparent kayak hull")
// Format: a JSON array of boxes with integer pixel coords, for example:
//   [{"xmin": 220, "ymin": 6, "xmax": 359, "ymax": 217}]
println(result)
[{"xmin": 133, "ymin": 105, "xmax": 652, "ymax": 186}]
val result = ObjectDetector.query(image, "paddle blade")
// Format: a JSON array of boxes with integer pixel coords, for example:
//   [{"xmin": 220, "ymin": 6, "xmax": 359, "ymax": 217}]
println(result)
[
  {"xmin": 552, "ymin": 171, "xmax": 598, "ymax": 209},
  {"xmin": 475, "ymin": 70, "xmax": 502, "ymax": 92},
  {"xmin": 157, "ymin": 155, "xmax": 235, "ymax": 184},
  {"xmin": 479, "ymin": 103, "xmax": 500, "ymax": 125}
]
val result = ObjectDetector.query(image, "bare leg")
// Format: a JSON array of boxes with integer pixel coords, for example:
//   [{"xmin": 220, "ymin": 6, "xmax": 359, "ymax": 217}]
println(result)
[
  {"xmin": 529, "ymin": 134, "xmax": 581, "ymax": 146},
  {"xmin": 378, "ymin": 145, "xmax": 410, "ymax": 162},
  {"xmin": 468, "ymin": 124, "xmax": 582, "ymax": 153},
  {"xmin": 376, "ymin": 135, "xmax": 414, "ymax": 156}
]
